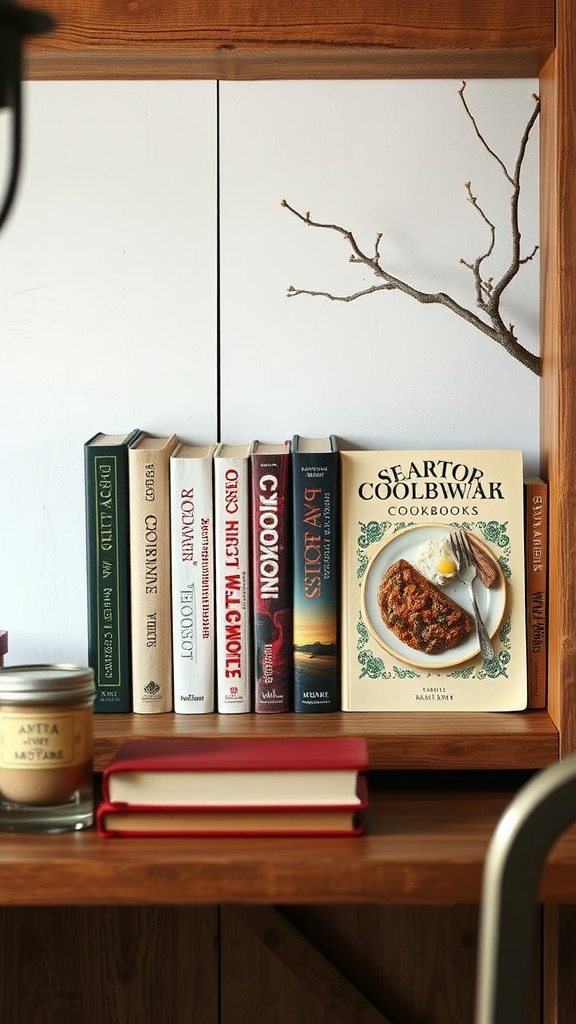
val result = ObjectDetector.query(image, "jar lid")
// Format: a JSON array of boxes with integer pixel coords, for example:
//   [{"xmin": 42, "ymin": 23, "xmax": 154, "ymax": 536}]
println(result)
[{"xmin": 0, "ymin": 664, "xmax": 95, "ymax": 704}]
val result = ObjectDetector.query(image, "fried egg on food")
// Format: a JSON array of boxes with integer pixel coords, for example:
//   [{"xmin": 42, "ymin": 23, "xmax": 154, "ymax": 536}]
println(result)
[{"xmin": 414, "ymin": 535, "xmax": 458, "ymax": 586}]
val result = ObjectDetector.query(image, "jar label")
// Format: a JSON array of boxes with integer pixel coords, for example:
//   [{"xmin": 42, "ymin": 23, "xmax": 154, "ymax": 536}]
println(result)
[{"xmin": 0, "ymin": 710, "xmax": 93, "ymax": 769}]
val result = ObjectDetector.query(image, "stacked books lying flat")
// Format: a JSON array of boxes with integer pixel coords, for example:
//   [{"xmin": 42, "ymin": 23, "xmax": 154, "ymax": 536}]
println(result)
[{"xmin": 96, "ymin": 736, "xmax": 368, "ymax": 837}]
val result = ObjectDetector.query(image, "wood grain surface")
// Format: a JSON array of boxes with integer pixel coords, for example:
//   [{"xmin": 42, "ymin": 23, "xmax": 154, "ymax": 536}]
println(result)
[
  {"xmin": 21, "ymin": 0, "xmax": 554, "ymax": 79},
  {"xmin": 0, "ymin": 780, "xmax": 575, "ymax": 907},
  {"xmin": 92, "ymin": 711, "xmax": 558, "ymax": 772},
  {"xmin": 0, "ymin": 906, "xmax": 219, "ymax": 1024},
  {"xmin": 540, "ymin": 0, "xmax": 576, "ymax": 759}
]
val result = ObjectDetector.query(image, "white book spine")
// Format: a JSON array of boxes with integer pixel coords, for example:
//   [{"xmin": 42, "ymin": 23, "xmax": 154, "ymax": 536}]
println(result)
[
  {"xmin": 170, "ymin": 446, "xmax": 216, "ymax": 713},
  {"xmin": 214, "ymin": 445, "xmax": 253, "ymax": 713}
]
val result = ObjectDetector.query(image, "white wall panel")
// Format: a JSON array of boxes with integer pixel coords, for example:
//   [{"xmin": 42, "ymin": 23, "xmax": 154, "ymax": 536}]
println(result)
[
  {"xmin": 0, "ymin": 81, "xmax": 217, "ymax": 665},
  {"xmin": 0, "ymin": 78, "xmax": 540, "ymax": 668},
  {"xmin": 219, "ymin": 80, "xmax": 539, "ymax": 466}
]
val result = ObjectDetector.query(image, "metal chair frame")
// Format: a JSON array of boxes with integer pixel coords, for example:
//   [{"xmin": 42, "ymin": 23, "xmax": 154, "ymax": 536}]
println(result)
[{"xmin": 475, "ymin": 752, "xmax": 576, "ymax": 1024}]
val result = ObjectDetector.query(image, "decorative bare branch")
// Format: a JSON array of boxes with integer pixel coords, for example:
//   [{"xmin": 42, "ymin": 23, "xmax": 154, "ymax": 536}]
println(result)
[{"xmin": 282, "ymin": 82, "xmax": 541, "ymax": 376}]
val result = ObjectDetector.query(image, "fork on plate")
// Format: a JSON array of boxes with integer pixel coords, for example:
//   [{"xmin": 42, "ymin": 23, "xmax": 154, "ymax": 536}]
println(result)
[{"xmin": 450, "ymin": 531, "xmax": 496, "ymax": 662}]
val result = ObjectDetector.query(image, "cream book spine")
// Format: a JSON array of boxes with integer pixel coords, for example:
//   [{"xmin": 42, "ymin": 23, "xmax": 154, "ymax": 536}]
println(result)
[{"xmin": 128, "ymin": 433, "xmax": 179, "ymax": 713}]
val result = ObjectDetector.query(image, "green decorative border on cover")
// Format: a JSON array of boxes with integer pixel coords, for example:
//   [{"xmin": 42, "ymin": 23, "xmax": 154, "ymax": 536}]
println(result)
[{"xmin": 355, "ymin": 519, "xmax": 512, "ymax": 681}]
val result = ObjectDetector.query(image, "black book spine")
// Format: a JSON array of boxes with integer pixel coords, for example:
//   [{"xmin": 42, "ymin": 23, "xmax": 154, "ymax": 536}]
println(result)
[{"xmin": 84, "ymin": 429, "xmax": 141, "ymax": 712}]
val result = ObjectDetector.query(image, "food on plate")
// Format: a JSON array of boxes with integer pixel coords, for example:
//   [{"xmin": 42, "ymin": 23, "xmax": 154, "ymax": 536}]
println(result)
[
  {"xmin": 377, "ymin": 558, "xmax": 475, "ymax": 655},
  {"xmin": 414, "ymin": 534, "xmax": 458, "ymax": 586},
  {"xmin": 467, "ymin": 534, "xmax": 499, "ymax": 588}
]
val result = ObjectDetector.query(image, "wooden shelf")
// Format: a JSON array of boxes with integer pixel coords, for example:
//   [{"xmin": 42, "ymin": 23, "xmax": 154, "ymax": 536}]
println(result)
[
  {"xmin": 7, "ymin": 1, "xmax": 576, "ymax": 1019},
  {"xmin": 93, "ymin": 711, "xmax": 559, "ymax": 772},
  {"xmin": 0, "ymin": 4, "xmax": 573, "ymax": 1024},
  {"xmin": 5, "ymin": 3, "xmax": 576, "ymax": 1021},
  {"xmin": 1, "ymin": 777, "xmax": 575, "ymax": 907},
  {"xmin": 23, "ymin": 0, "xmax": 554, "ymax": 80}
]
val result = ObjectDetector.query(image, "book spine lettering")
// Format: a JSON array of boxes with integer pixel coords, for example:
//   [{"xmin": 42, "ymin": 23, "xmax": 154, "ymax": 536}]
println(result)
[
  {"xmin": 129, "ymin": 441, "xmax": 177, "ymax": 712},
  {"xmin": 214, "ymin": 454, "xmax": 252, "ymax": 712},
  {"xmin": 292, "ymin": 445, "xmax": 340, "ymax": 712},
  {"xmin": 170, "ymin": 453, "xmax": 215, "ymax": 713},
  {"xmin": 84, "ymin": 442, "xmax": 134, "ymax": 712},
  {"xmin": 251, "ymin": 452, "xmax": 292, "ymax": 712},
  {"xmin": 525, "ymin": 478, "xmax": 548, "ymax": 708}
]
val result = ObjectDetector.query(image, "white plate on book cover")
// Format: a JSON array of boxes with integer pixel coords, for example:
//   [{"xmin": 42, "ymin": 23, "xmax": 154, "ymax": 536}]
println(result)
[{"xmin": 361, "ymin": 523, "xmax": 507, "ymax": 669}]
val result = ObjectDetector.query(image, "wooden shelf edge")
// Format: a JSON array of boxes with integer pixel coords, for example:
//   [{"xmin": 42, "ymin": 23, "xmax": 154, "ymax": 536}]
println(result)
[
  {"xmin": 22, "ymin": 0, "xmax": 553, "ymax": 81},
  {"xmin": 93, "ymin": 710, "xmax": 559, "ymax": 772},
  {"xmin": 24, "ymin": 45, "xmax": 550, "ymax": 82},
  {"xmin": 1, "ymin": 782, "xmax": 575, "ymax": 907}
]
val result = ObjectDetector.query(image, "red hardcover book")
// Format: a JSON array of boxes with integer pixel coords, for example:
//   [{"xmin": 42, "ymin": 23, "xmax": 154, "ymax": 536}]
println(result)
[
  {"xmin": 250, "ymin": 440, "xmax": 292, "ymax": 712},
  {"xmin": 96, "ymin": 776, "xmax": 368, "ymax": 837},
  {"xmin": 101, "ymin": 736, "xmax": 368, "ymax": 808}
]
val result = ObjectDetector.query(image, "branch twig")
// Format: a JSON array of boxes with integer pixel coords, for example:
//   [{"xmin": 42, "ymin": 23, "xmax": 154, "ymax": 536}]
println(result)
[{"xmin": 282, "ymin": 83, "xmax": 541, "ymax": 376}]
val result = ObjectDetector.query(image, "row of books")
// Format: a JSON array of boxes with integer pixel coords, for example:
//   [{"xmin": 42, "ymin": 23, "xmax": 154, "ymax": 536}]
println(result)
[
  {"xmin": 85, "ymin": 435, "xmax": 548, "ymax": 715},
  {"xmin": 84, "ymin": 431, "xmax": 340, "ymax": 714},
  {"xmin": 96, "ymin": 736, "xmax": 368, "ymax": 837}
]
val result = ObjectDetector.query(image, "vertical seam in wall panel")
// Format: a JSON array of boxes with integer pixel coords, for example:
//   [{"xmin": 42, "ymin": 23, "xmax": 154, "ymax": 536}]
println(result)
[{"xmin": 216, "ymin": 80, "xmax": 222, "ymax": 442}]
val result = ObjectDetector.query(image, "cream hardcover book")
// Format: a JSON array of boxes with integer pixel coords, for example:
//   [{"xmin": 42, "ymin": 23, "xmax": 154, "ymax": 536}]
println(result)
[
  {"xmin": 128, "ymin": 432, "xmax": 179, "ymax": 713},
  {"xmin": 340, "ymin": 449, "xmax": 527, "ymax": 711}
]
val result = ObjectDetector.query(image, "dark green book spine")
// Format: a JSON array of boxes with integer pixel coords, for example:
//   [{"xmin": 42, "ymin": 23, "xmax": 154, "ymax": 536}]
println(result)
[
  {"xmin": 84, "ymin": 430, "xmax": 141, "ymax": 712},
  {"xmin": 291, "ymin": 435, "xmax": 340, "ymax": 712}
]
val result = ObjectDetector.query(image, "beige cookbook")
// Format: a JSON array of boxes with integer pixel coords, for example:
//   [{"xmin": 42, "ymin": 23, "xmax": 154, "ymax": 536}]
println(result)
[{"xmin": 340, "ymin": 449, "xmax": 527, "ymax": 711}]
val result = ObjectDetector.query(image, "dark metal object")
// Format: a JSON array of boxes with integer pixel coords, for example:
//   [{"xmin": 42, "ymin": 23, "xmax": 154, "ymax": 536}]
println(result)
[
  {"xmin": 0, "ymin": 0, "xmax": 55, "ymax": 230},
  {"xmin": 475, "ymin": 753, "xmax": 576, "ymax": 1024}
]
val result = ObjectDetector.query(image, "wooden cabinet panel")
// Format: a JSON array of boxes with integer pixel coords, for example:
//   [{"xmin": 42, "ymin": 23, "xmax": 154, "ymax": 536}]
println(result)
[
  {"xmin": 222, "ymin": 906, "xmax": 355, "ymax": 1024},
  {"xmin": 282, "ymin": 905, "xmax": 480, "ymax": 1024},
  {"xmin": 221, "ymin": 904, "xmax": 544, "ymax": 1024},
  {"xmin": 221, "ymin": 904, "xmax": 495, "ymax": 1024},
  {"xmin": 0, "ymin": 906, "xmax": 219, "ymax": 1024},
  {"xmin": 0, "ymin": 903, "xmax": 543, "ymax": 1024}
]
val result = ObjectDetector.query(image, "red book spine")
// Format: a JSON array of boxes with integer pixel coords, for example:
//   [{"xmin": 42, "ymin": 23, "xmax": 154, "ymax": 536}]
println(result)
[{"xmin": 251, "ymin": 443, "xmax": 292, "ymax": 712}]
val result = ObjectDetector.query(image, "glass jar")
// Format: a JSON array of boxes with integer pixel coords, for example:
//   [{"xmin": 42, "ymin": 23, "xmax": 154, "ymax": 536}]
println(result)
[{"xmin": 0, "ymin": 664, "xmax": 95, "ymax": 833}]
